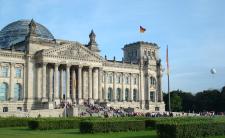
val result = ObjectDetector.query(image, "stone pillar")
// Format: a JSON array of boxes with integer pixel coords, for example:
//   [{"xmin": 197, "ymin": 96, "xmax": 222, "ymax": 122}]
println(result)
[
  {"xmin": 113, "ymin": 72, "xmax": 116, "ymax": 101},
  {"xmin": 139, "ymin": 69, "xmax": 145, "ymax": 109},
  {"xmin": 93, "ymin": 68, "xmax": 98, "ymax": 100},
  {"xmin": 60, "ymin": 69, "xmax": 64, "ymax": 100},
  {"xmin": 122, "ymin": 73, "xmax": 125, "ymax": 101},
  {"xmin": 130, "ymin": 74, "xmax": 133, "ymax": 102},
  {"xmin": 42, "ymin": 63, "xmax": 47, "ymax": 102},
  {"xmin": 88, "ymin": 67, "xmax": 93, "ymax": 103},
  {"xmin": 66, "ymin": 65, "xmax": 71, "ymax": 100},
  {"xmin": 104, "ymin": 71, "xmax": 107, "ymax": 101},
  {"xmin": 72, "ymin": 69, "xmax": 76, "ymax": 103},
  {"xmin": 78, "ymin": 66, "xmax": 82, "ymax": 103},
  {"xmin": 49, "ymin": 67, "xmax": 53, "ymax": 101},
  {"xmin": 98, "ymin": 68, "xmax": 102, "ymax": 101},
  {"xmin": 147, "ymin": 75, "xmax": 150, "ymax": 101},
  {"xmin": 54, "ymin": 64, "xmax": 59, "ymax": 101},
  {"xmin": 37, "ymin": 64, "xmax": 42, "ymax": 100},
  {"xmin": 9, "ymin": 63, "xmax": 15, "ymax": 101}
]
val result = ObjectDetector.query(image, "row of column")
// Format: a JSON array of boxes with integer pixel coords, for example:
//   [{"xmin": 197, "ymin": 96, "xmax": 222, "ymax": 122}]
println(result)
[{"xmin": 41, "ymin": 63, "xmax": 102, "ymax": 104}]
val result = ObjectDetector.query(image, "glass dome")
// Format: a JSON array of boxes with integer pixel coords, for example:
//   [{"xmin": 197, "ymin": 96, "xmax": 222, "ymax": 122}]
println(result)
[{"xmin": 0, "ymin": 19, "xmax": 54, "ymax": 49}]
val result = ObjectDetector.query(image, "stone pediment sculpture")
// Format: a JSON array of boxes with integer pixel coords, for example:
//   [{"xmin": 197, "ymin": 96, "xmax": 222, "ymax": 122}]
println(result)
[{"xmin": 40, "ymin": 42, "xmax": 103, "ymax": 62}]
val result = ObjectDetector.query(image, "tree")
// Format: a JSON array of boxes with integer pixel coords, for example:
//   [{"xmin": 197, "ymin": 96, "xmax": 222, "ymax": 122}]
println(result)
[{"xmin": 163, "ymin": 91, "xmax": 182, "ymax": 112}]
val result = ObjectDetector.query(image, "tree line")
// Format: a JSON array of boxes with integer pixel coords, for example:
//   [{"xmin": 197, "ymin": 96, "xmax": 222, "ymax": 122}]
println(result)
[{"xmin": 163, "ymin": 86, "xmax": 225, "ymax": 113}]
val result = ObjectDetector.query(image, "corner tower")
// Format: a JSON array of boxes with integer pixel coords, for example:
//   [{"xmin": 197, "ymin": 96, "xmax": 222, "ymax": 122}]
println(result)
[
  {"xmin": 122, "ymin": 41, "xmax": 159, "ymax": 64},
  {"xmin": 87, "ymin": 30, "xmax": 100, "ymax": 55}
]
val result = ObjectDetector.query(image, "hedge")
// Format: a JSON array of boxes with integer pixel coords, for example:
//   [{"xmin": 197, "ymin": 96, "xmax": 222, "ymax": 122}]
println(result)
[
  {"xmin": 80, "ymin": 120, "xmax": 145, "ymax": 133},
  {"xmin": 28, "ymin": 118, "xmax": 82, "ymax": 130},
  {"xmin": 156, "ymin": 118, "xmax": 225, "ymax": 138},
  {"xmin": 0, "ymin": 117, "xmax": 33, "ymax": 127}
]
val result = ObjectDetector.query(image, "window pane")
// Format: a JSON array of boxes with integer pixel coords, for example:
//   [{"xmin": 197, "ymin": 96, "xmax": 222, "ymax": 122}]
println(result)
[
  {"xmin": 0, "ymin": 83, "xmax": 8, "ymax": 101},
  {"xmin": 15, "ymin": 68, "xmax": 22, "ymax": 78},
  {"xmin": 1, "ymin": 66, "xmax": 8, "ymax": 77}
]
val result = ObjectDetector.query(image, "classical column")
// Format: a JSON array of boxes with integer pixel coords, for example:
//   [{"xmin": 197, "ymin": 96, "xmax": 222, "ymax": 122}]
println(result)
[
  {"xmin": 66, "ymin": 64, "xmax": 71, "ymax": 100},
  {"xmin": 113, "ymin": 72, "xmax": 116, "ymax": 101},
  {"xmin": 104, "ymin": 71, "xmax": 107, "ymax": 101},
  {"xmin": 93, "ymin": 68, "xmax": 98, "ymax": 100},
  {"xmin": 42, "ymin": 63, "xmax": 47, "ymax": 101},
  {"xmin": 139, "ymin": 69, "xmax": 145, "ymax": 109},
  {"xmin": 98, "ymin": 68, "xmax": 102, "ymax": 101},
  {"xmin": 54, "ymin": 64, "xmax": 59, "ymax": 100},
  {"xmin": 88, "ymin": 67, "xmax": 93, "ymax": 102},
  {"xmin": 130, "ymin": 74, "xmax": 133, "ymax": 102},
  {"xmin": 9, "ymin": 63, "xmax": 15, "ymax": 101},
  {"xmin": 122, "ymin": 73, "xmax": 125, "ymax": 101},
  {"xmin": 72, "ymin": 69, "xmax": 76, "ymax": 103},
  {"xmin": 49, "ymin": 67, "xmax": 53, "ymax": 101},
  {"xmin": 78, "ymin": 66, "xmax": 82, "ymax": 103},
  {"xmin": 60, "ymin": 69, "xmax": 64, "ymax": 100},
  {"xmin": 147, "ymin": 75, "xmax": 150, "ymax": 101}
]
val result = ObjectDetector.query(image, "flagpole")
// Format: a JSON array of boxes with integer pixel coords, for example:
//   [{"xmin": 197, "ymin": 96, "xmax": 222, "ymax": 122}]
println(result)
[
  {"xmin": 166, "ymin": 45, "xmax": 171, "ymax": 112},
  {"xmin": 168, "ymin": 72, "xmax": 171, "ymax": 112}
]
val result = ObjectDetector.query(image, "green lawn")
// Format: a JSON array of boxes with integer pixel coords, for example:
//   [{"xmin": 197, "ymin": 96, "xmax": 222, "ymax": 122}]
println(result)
[
  {"xmin": 0, "ymin": 127, "xmax": 157, "ymax": 138},
  {"xmin": 0, "ymin": 127, "xmax": 225, "ymax": 138}
]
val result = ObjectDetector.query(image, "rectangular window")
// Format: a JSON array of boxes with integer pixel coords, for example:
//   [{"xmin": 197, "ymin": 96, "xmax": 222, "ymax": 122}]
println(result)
[
  {"xmin": 126, "ymin": 77, "xmax": 129, "ymax": 84},
  {"xmin": 15, "ymin": 67, "xmax": 22, "ymax": 78},
  {"xmin": 17, "ymin": 107, "xmax": 22, "ymax": 111},
  {"xmin": 117, "ymin": 76, "xmax": 121, "ymax": 84},
  {"xmin": 150, "ymin": 91, "xmax": 155, "ymax": 102},
  {"xmin": 109, "ymin": 76, "xmax": 113, "ymax": 84},
  {"xmin": 1, "ymin": 66, "xmax": 8, "ymax": 77},
  {"xmin": 134, "ymin": 78, "xmax": 137, "ymax": 85},
  {"xmin": 3, "ymin": 107, "xmax": 8, "ymax": 112}
]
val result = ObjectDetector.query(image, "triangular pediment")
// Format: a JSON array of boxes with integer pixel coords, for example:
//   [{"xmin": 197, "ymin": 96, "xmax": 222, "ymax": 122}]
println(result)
[{"xmin": 40, "ymin": 42, "xmax": 103, "ymax": 61}]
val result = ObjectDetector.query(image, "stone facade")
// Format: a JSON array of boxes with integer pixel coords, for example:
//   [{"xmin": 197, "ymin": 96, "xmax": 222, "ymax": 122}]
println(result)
[{"xmin": 0, "ymin": 20, "xmax": 165, "ymax": 116}]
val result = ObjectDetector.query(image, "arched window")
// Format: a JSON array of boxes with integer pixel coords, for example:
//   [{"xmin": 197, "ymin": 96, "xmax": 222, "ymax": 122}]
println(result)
[
  {"xmin": 0, "ymin": 82, "xmax": 8, "ymax": 101},
  {"xmin": 14, "ymin": 83, "xmax": 22, "ymax": 101},
  {"xmin": 133, "ymin": 89, "xmax": 138, "ymax": 102},
  {"xmin": 116, "ymin": 88, "xmax": 121, "ymax": 101},
  {"xmin": 125, "ymin": 88, "xmax": 129, "ymax": 102},
  {"xmin": 108, "ymin": 87, "xmax": 113, "ymax": 101}
]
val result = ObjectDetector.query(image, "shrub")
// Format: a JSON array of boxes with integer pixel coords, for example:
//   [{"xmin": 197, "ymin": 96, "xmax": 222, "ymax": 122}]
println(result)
[
  {"xmin": 80, "ymin": 120, "xmax": 145, "ymax": 133},
  {"xmin": 0, "ymin": 117, "xmax": 33, "ymax": 127},
  {"xmin": 28, "ymin": 118, "xmax": 82, "ymax": 130},
  {"xmin": 156, "ymin": 117, "xmax": 225, "ymax": 138}
]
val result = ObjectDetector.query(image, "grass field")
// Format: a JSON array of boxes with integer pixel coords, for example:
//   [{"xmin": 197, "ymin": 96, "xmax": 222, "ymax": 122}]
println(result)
[
  {"xmin": 0, "ymin": 127, "xmax": 224, "ymax": 138},
  {"xmin": 0, "ymin": 127, "xmax": 157, "ymax": 138}
]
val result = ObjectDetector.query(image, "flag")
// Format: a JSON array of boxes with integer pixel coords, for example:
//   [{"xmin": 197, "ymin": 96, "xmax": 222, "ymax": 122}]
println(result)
[
  {"xmin": 166, "ymin": 45, "xmax": 170, "ymax": 75},
  {"xmin": 139, "ymin": 26, "xmax": 146, "ymax": 33}
]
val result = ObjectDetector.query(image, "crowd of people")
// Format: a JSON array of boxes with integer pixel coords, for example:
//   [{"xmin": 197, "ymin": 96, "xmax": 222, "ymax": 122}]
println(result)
[
  {"xmin": 56, "ymin": 102, "xmax": 224, "ymax": 118},
  {"xmin": 78, "ymin": 103, "xmax": 189, "ymax": 118}
]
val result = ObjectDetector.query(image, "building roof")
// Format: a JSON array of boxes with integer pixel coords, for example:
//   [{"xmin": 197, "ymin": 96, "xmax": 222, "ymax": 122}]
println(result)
[
  {"xmin": 123, "ymin": 41, "xmax": 159, "ymax": 49},
  {"xmin": 0, "ymin": 19, "xmax": 54, "ymax": 49}
]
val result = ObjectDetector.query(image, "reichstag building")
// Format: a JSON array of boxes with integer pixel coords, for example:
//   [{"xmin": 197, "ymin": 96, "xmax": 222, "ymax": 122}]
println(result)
[{"xmin": 0, "ymin": 19, "xmax": 165, "ymax": 116}]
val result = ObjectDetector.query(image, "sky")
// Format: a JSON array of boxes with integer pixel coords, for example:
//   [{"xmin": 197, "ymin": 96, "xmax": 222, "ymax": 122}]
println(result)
[{"xmin": 0, "ymin": 0, "xmax": 225, "ymax": 93}]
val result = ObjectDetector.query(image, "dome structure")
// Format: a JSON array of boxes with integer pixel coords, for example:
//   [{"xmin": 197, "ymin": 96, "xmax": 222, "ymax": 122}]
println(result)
[{"xmin": 0, "ymin": 19, "xmax": 54, "ymax": 49}]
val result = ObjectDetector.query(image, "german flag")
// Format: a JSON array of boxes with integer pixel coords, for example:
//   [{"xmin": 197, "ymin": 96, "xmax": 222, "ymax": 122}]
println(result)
[{"xmin": 139, "ymin": 26, "xmax": 146, "ymax": 33}]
